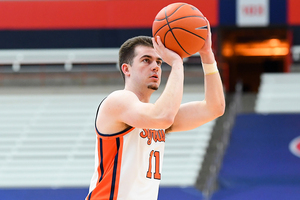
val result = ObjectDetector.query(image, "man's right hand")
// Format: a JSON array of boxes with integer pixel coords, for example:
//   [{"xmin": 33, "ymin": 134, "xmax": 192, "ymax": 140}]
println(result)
[{"xmin": 152, "ymin": 36, "xmax": 183, "ymax": 68}]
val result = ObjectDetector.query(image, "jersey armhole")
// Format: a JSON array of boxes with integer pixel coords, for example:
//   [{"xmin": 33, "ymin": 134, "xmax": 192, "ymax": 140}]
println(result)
[{"xmin": 94, "ymin": 97, "xmax": 135, "ymax": 138}]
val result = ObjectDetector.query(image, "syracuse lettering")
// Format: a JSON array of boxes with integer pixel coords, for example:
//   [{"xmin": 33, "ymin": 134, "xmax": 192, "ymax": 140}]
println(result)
[{"xmin": 140, "ymin": 129, "xmax": 165, "ymax": 145}]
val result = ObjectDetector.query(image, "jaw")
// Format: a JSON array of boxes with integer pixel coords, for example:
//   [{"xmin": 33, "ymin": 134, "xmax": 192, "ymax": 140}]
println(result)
[
  {"xmin": 124, "ymin": 79, "xmax": 159, "ymax": 103},
  {"xmin": 147, "ymin": 79, "xmax": 160, "ymax": 91},
  {"xmin": 147, "ymin": 84, "xmax": 159, "ymax": 91}
]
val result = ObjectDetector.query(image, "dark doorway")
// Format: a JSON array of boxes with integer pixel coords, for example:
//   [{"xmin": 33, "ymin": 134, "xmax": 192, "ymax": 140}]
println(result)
[{"xmin": 219, "ymin": 27, "xmax": 291, "ymax": 92}]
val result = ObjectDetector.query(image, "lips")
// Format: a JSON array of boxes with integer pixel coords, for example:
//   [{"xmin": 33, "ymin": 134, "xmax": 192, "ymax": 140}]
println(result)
[{"xmin": 150, "ymin": 74, "xmax": 159, "ymax": 79}]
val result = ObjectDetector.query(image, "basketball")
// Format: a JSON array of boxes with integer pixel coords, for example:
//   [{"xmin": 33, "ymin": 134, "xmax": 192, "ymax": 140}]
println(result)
[{"xmin": 152, "ymin": 3, "xmax": 208, "ymax": 58}]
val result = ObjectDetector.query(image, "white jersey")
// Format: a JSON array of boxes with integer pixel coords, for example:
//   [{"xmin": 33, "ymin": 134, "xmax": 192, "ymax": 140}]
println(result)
[{"xmin": 86, "ymin": 105, "xmax": 166, "ymax": 200}]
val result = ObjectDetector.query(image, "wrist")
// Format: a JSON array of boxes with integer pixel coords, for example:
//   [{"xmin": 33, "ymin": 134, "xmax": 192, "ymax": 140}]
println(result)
[
  {"xmin": 171, "ymin": 59, "xmax": 183, "ymax": 68},
  {"xmin": 199, "ymin": 49, "xmax": 215, "ymax": 64},
  {"xmin": 202, "ymin": 62, "xmax": 218, "ymax": 75}
]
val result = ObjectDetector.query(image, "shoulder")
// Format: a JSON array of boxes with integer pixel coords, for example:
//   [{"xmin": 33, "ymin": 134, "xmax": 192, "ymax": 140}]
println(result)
[
  {"xmin": 100, "ymin": 90, "xmax": 139, "ymax": 112},
  {"xmin": 96, "ymin": 90, "xmax": 136, "ymax": 134},
  {"xmin": 108, "ymin": 90, "xmax": 137, "ymax": 99},
  {"xmin": 105, "ymin": 90, "xmax": 139, "ymax": 105}
]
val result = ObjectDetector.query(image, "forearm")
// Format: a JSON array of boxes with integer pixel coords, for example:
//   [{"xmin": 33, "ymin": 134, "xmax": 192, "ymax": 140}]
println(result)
[
  {"xmin": 204, "ymin": 72, "xmax": 225, "ymax": 114},
  {"xmin": 200, "ymin": 51, "xmax": 225, "ymax": 115},
  {"xmin": 154, "ymin": 61, "xmax": 184, "ymax": 120}
]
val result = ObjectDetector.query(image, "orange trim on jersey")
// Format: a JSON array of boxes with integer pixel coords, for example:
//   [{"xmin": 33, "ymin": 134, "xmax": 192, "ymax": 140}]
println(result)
[
  {"xmin": 94, "ymin": 97, "xmax": 135, "ymax": 140},
  {"xmin": 88, "ymin": 137, "xmax": 124, "ymax": 200},
  {"xmin": 113, "ymin": 137, "xmax": 124, "ymax": 199},
  {"xmin": 95, "ymin": 126, "xmax": 135, "ymax": 139}
]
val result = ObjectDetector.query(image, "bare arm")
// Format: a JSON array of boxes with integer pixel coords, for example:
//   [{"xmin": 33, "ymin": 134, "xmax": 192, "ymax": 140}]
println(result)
[
  {"xmin": 166, "ymin": 19, "xmax": 225, "ymax": 133},
  {"xmin": 149, "ymin": 36, "xmax": 185, "ymax": 126},
  {"xmin": 100, "ymin": 89, "xmax": 181, "ymax": 130}
]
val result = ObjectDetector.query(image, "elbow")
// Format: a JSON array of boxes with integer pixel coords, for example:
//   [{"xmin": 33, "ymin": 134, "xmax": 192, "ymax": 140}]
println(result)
[
  {"xmin": 217, "ymin": 104, "xmax": 226, "ymax": 117},
  {"xmin": 209, "ymin": 101, "xmax": 225, "ymax": 119},
  {"xmin": 162, "ymin": 117, "xmax": 175, "ymax": 129},
  {"xmin": 158, "ymin": 114, "xmax": 175, "ymax": 129},
  {"xmin": 215, "ymin": 101, "xmax": 226, "ymax": 117}
]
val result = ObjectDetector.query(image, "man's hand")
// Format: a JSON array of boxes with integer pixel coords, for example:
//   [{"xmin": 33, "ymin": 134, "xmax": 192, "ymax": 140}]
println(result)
[
  {"xmin": 198, "ymin": 18, "xmax": 215, "ymax": 64},
  {"xmin": 152, "ymin": 36, "xmax": 183, "ymax": 67}
]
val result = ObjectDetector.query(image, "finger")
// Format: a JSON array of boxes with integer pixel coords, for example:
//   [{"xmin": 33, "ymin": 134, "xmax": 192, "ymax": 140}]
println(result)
[
  {"xmin": 156, "ymin": 36, "xmax": 164, "ymax": 47},
  {"xmin": 204, "ymin": 18, "xmax": 212, "ymax": 40},
  {"xmin": 153, "ymin": 36, "xmax": 165, "ymax": 54},
  {"xmin": 205, "ymin": 17, "xmax": 211, "ymax": 32},
  {"xmin": 152, "ymin": 37, "xmax": 157, "ymax": 45},
  {"xmin": 152, "ymin": 37, "xmax": 159, "ymax": 50}
]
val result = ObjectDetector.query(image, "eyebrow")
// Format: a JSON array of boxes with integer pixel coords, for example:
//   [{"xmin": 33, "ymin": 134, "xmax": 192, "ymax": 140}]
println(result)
[{"xmin": 140, "ymin": 55, "xmax": 163, "ymax": 62}]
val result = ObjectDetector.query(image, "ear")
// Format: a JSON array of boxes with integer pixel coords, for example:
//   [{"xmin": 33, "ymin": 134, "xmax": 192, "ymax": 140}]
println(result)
[{"xmin": 121, "ymin": 63, "xmax": 131, "ymax": 77}]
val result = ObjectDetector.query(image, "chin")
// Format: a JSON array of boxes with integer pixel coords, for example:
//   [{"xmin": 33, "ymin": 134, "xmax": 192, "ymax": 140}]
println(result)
[{"xmin": 147, "ymin": 84, "xmax": 159, "ymax": 91}]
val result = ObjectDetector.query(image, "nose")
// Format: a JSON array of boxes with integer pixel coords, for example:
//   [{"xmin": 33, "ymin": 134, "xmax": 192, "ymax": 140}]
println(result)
[{"xmin": 151, "ymin": 63, "xmax": 160, "ymax": 72}]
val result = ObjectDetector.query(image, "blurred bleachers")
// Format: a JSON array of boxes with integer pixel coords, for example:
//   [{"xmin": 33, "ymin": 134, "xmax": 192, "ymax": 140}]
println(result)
[
  {"xmin": 0, "ymin": 88, "xmax": 215, "ymax": 191},
  {"xmin": 213, "ymin": 113, "xmax": 300, "ymax": 200},
  {"xmin": 0, "ymin": 46, "xmax": 211, "ymax": 200},
  {"xmin": 211, "ymin": 72, "xmax": 300, "ymax": 200},
  {"xmin": 255, "ymin": 73, "xmax": 300, "ymax": 113},
  {"xmin": 0, "ymin": 48, "xmax": 119, "ymax": 72},
  {"xmin": 0, "ymin": 94, "xmax": 101, "ymax": 187}
]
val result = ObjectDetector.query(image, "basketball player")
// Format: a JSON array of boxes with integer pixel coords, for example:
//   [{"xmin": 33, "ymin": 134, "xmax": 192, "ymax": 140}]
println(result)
[{"xmin": 86, "ymin": 20, "xmax": 225, "ymax": 200}]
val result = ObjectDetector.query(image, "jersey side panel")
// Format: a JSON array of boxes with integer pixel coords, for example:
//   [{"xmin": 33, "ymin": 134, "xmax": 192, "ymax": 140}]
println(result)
[{"xmin": 87, "ymin": 136, "xmax": 123, "ymax": 200}]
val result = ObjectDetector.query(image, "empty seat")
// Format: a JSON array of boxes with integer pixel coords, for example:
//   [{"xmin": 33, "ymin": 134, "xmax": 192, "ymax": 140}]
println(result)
[
  {"xmin": 255, "ymin": 73, "xmax": 300, "ymax": 113},
  {"xmin": 0, "ymin": 91, "xmax": 215, "ymax": 187}
]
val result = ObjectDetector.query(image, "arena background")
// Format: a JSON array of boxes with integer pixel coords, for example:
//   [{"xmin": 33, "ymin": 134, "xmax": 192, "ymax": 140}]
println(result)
[{"xmin": 0, "ymin": 0, "xmax": 300, "ymax": 199}]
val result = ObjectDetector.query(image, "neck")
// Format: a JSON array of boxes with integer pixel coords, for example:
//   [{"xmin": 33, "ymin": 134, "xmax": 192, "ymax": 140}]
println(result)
[{"xmin": 124, "ymin": 83, "xmax": 155, "ymax": 103}]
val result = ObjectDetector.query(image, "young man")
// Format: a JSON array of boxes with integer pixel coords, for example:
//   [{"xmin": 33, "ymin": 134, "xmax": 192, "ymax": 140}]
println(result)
[{"xmin": 86, "ymin": 20, "xmax": 225, "ymax": 200}]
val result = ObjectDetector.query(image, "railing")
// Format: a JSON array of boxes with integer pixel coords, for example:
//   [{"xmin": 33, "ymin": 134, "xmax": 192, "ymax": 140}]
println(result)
[
  {"xmin": 202, "ymin": 82, "xmax": 243, "ymax": 200},
  {"xmin": 0, "ymin": 48, "xmax": 119, "ymax": 72}
]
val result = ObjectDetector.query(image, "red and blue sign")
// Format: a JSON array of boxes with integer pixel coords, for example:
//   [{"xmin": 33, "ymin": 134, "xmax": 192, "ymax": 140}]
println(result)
[
  {"xmin": 289, "ymin": 136, "xmax": 300, "ymax": 158},
  {"xmin": 0, "ymin": 0, "xmax": 219, "ymax": 30},
  {"xmin": 0, "ymin": 0, "xmax": 299, "ymax": 30},
  {"xmin": 0, "ymin": 0, "xmax": 299, "ymax": 48}
]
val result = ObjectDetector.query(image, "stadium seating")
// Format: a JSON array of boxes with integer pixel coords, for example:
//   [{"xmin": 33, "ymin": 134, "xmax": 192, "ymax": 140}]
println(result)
[
  {"xmin": 0, "ymin": 49, "xmax": 119, "ymax": 72},
  {"xmin": 0, "ymin": 91, "xmax": 214, "ymax": 190},
  {"xmin": 212, "ymin": 72, "xmax": 300, "ymax": 200},
  {"xmin": 213, "ymin": 113, "xmax": 300, "ymax": 200},
  {"xmin": 255, "ymin": 73, "xmax": 300, "ymax": 113},
  {"xmin": 292, "ymin": 46, "xmax": 300, "ymax": 61}
]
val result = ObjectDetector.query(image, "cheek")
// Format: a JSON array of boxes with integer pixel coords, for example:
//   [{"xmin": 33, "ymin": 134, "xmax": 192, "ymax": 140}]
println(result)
[{"xmin": 158, "ymin": 70, "xmax": 162, "ymax": 77}]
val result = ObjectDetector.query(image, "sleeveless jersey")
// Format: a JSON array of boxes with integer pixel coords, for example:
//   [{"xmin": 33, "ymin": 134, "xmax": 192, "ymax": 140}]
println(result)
[{"xmin": 86, "ymin": 102, "xmax": 166, "ymax": 200}]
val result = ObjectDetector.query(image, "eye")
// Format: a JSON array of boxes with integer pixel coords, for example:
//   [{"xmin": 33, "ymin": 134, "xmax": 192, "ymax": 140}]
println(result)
[
  {"xmin": 156, "ymin": 60, "xmax": 162, "ymax": 67},
  {"xmin": 142, "ymin": 58, "xmax": 150, "ymax": 63}
]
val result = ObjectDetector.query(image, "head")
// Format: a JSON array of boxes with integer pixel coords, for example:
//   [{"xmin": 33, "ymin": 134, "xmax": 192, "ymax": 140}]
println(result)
[
  {"xmin": 119, "ymin": 36, "xmax": 154, "ymax": 81},
  {"xmin": 118, "ymin": 36, "xmax": 162, "ymax": 91}
]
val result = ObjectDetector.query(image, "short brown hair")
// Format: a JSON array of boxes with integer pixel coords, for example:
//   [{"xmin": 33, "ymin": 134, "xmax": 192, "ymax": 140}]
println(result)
[{"xmin": 118, "ymin": 36, "xmax": 153, "ymax": 81}]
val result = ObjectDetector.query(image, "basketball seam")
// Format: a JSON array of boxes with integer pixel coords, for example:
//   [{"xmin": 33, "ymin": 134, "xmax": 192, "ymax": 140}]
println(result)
[
  {"xmin": 154, "ymin": 3, "xmax": 187, "ymax": 21},
  {"xmin": 153, "ymin": 15, "xmax": 206, "ymax": 37},
  {"xmin": 171, "ymin": 27, "xmax": 206, "ymax": 40},
  {"xmin": 164, "ymin": 6, "xmax": 190, "ymax": 56}
]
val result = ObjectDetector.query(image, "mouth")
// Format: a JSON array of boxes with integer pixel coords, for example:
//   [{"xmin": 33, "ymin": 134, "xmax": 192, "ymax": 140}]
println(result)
[
  {"xmin": 150, "ymin": 74, "xmax": 159, "ymax": 79},
  {"xmin": 150, "ymin": 74, "xmax": 159, "ymax": 81}
]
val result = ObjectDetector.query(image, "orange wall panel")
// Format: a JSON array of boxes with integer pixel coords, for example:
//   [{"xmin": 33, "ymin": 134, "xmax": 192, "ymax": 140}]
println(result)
[{"xmin": 0, "ymin": 0, "xmax": 218, "ymax": 30}]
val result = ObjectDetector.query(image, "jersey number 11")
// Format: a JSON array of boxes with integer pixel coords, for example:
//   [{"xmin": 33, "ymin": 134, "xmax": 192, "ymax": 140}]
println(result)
[{"xmin": 146, "ymin": 150, "xmax": 161, "ymax": 180}]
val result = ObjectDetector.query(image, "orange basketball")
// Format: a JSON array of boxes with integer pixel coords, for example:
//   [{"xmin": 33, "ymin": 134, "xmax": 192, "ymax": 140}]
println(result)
[{"xmin": 152, "ymin": 3, "xmax": 208, "ymax": 58}]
